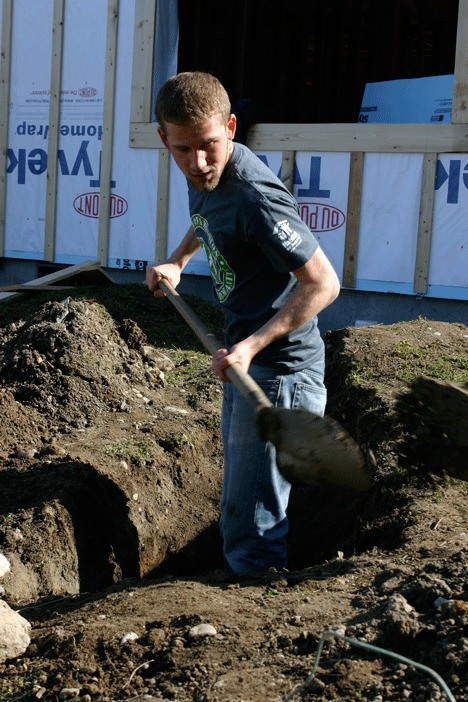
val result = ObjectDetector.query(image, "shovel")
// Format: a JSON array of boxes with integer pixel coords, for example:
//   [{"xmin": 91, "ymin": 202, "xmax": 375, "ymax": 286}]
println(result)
[{"xmin": 159, "ymin": 279, "xmax": 372, "ymax": 491}]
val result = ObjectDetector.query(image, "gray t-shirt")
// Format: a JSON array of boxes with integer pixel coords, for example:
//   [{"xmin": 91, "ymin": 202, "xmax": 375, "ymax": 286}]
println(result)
[{"xmin": 188, "ymin": 142, "xmax": 324, "ymax": 371}]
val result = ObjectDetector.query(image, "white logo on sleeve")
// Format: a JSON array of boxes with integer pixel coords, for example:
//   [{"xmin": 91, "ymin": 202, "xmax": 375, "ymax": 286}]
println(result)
[{"xmin": 273, "ymin": 220, "xmax": 302, "ymax": 252}]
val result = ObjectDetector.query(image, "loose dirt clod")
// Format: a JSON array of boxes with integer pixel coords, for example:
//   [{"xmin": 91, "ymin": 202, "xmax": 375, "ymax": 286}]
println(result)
[{"xmin": 0, "ymin": 287, "xmax": 466, "ymax": 702}]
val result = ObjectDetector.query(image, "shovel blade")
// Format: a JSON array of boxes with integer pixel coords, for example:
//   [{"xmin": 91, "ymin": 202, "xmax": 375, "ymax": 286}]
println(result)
[{"xmin": 256, "ymin": 406, "xmax": 372, "ymax": 491}]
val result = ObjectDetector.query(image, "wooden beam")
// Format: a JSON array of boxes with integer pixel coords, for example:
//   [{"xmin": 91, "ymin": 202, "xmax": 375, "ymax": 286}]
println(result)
[
  {"xmin": 0, "ymin": 284, "xmax": 75, "ymax": 292},
  {"xmin": 131, "ymin": 0, "xmax": 156, "ymax": 124},
  {"xmin": 44, "ymin": 0, "xmax": 65, "ymax": 262},
  {"xmin": 155, "ymin": 147, "xmax": 170, "ymax": 261},
  {"xmin": 0, "ymin": 260, "xmax": 107, "ymax": 302},
  {"xmin": 342, "ymin": 152, "xmax": 364, "ymax": 288},
  {"xmin": 0, "ymin": 0, "xmax": 13, "ymax": 256},
  {"xmin": 280, "ymin": 151, "xmax": 295, "ymax": 193},
  {"xmin": 131, "ymin": 122, "xmax": 468, "ymax": 155},
  {"xmin": 452, "ymin": 0, "xmax": 468, "ymax": 124},
  {"xmin": 97, "ymin": 0, "xmax": 119, "ymax": 265},
  {"xmin": 414, "ymin": 154, "xmax": 437, "ymax": 295},
  {"xmin": 246, "ymin": 123, "xmax": 468, "ymax": 154}
]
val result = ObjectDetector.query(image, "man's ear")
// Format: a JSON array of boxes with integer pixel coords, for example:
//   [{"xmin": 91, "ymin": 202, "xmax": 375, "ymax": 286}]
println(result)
[
  {"xmin": 226, "ymin": 113, "xmax": 236, "ymax": 140},
  {"xmin": 157, "ymin": 127, "xmax": 169, "ymax": 150}
]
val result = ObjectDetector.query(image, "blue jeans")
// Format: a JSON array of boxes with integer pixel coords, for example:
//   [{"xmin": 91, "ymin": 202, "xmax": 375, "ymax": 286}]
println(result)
[{"xmin": 220, "ymin": 360, "xmax": 327, "ymax": 574}]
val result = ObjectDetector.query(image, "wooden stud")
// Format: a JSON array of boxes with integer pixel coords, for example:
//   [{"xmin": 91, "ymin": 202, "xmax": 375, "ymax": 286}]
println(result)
[
  {"xmin": 43, "ymin": 0, "xmax": 65, "ymax": 262},
  {"xmin": 97, "ymin": 0, "xmax": 119, "ymax": 265},
  {"xmin": 414, "ymin": 154, "xmax": 437, "ymax": 295},
  {"xmin": 0, "ymin": 0, "xmax": 13, "ymax": 256},
  {"xmin": 280, "ymin": 151, "xmax": 295, "ymax": 193},
  {"xmin": 342, "ymin": 152, "xmax": 364, "ymax": 289},
  {"xmin": 452, "ymin": 0, "xmax": 468, "ymax": 125},
  {"xmin": 155, "ymin": 147, "xmax": 170, "ymax": 261},
  {"xmin": 131, "ymin": 0, "xmax": 156, "ymax": 124},
  {"xmin": 128, "ymin": 3, "xmax": 169, "ymax": 264}
]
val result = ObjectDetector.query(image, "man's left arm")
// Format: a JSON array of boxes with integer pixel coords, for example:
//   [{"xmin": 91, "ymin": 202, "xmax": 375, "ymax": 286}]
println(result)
[{"xmin": 213, "ymin": 246, "xmax": 340, "ymax": 378}]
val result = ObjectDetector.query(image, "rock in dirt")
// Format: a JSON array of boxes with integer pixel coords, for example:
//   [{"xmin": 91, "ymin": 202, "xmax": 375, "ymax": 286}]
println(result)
[
  {"xmin": 188, "ymin": 623, "xmax": 217, "ymax": 638},
  {"xmin": 382, "ymin": 593, "xmax": 420, "ymax": 642},
  {"xmin": 0, "ymin": 553, "xmax": 10, "ymax": 578},
  {"xmin": 0, "ymin": 599, "xmax": 31, "ymax": 662}
]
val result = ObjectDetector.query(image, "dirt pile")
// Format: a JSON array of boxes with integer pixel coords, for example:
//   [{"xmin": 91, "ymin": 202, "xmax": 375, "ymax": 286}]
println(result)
[
  {"xmin": 0, "ymin": 286, "xmax": 466, "ymax": 702},
  {"xmin": 0, "ymin": 296, "xmax": 225, "ymax": 601}
]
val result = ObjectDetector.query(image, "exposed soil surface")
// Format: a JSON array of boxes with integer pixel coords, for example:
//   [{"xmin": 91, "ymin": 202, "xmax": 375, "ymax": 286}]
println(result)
[{"xmin": 0, "ymin": 283, "xmax": 466, "ymax": 702}]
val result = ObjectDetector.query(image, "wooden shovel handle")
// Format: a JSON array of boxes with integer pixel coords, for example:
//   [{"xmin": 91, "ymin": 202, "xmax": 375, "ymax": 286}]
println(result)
[{"xmin": 159, "ymin": 279, "xmax": 272, "ymax": 411}]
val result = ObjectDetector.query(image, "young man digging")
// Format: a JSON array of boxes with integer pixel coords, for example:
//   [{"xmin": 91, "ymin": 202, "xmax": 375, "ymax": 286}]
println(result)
[{"xmin": 146, "ymin": 72, "xmax": 340, "ymax": 574}]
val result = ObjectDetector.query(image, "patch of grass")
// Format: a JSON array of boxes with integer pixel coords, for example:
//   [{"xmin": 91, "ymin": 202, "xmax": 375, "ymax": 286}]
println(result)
[
  {"xmin": 426, "ymin": 354, "xmax": 468, "ymax": 384},
  {"xmin": 346, "ymin": 363, "xmax": 375, "ymax": 387},
  {"xmin": 197, "ymin": 414, "xmax": 220, "ymax": 431},
  {"xmin": 100, "ymin": 439, "xmax": 151, "ymax": 464},
  {"xmin": 0, "ymin": 674, "xmax": 42, "ymax": 701},
  {"xmin": 159, "ymin": 432, "xmax": 193, "ymax": 452},
  {"xmin": 393, "ymin": 340, "xmax": 468, "ymax": 384},
  {"xmin": 166, "ymin": 349, "xmax": 213, "ymax": 385}
]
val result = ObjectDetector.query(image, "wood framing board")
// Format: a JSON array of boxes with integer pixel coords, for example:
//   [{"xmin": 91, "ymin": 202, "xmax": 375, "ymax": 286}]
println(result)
[
  {"xmin": 414, "ymin": 154, "xmax": 438, "ymax": 295},
  {"xmin": 129, "ymin": 121, "xmax": 163, "ymax": 148},
  {"xmin": 342, "ymin": 152, "xmax": 364, "ymax": 289},
  {"xmin": 131, "ymin": 0, "xmax": 156, "ymax": 123},
  {"xmin": 0, "ymin": 260, "xmax": 114, "ymax": 302},
  {"xmin": 130, "ymin": 121, "xmax": 468, "ymax": 153},
  {"xmin": 0, "ymin": 0, "xmax": 13, "ymax": 256},
  {"xmin": 97, "ymin": 0, "xmax": 119, "ymax": 265},
  {"xmin": 43, "ymin": 0, "xmax": 65, "ymax": 262},
  {"xmin": 280, "ymin": 151, "xmax": 295, "ymax": 193},
  {"xmin": 155, "ymin": 147, "xmax": 170, "ymax": 261},
  {"xmin": 246, "ymin": 123, "xmax": 468, "ymax": 154},
  {"xmin": 0, "ymin": 284, "xmax": 75, "ymax": 292},
  {"xmin": 453, "ymin": 0, "xmax": 468, "ymax": 124}
]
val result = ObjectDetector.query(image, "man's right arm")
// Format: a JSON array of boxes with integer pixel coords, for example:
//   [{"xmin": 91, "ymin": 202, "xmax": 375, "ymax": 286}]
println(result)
[{"xmin": 146, "ymin": 226, "xmax": 200, "ymax": 296}]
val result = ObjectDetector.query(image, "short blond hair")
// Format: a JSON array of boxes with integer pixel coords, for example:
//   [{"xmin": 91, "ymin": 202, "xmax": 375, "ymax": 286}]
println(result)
[{"xmin": 155, "ymin": 72, "xmax": 231, "ymax": 130}]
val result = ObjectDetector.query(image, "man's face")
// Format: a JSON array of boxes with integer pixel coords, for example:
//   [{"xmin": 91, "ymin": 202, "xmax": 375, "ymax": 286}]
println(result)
[{"xmin": 158, "ymin": 113, "xmax": 236, "ymax": 192}]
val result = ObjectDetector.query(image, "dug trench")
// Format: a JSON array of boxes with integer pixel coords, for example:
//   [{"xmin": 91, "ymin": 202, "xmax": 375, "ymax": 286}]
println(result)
[
  {"xmin": 0, "ymin": 292, "xmax": 422, "ymax": 597},
  {"xmin": 0, "ymin": 285, "xmax": 466, "ymax": 702}
]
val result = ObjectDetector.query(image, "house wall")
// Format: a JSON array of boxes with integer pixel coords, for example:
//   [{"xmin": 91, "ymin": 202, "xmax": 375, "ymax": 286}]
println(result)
[{"xmin": 0, "ymin": 0, "xmax": 467, "ymax": 329}]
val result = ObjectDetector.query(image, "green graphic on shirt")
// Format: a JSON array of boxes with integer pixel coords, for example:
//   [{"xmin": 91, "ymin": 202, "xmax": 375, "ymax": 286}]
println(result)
[{"xmin": 192, "ymin": 214, "xmax": 236, "ymax": 303}]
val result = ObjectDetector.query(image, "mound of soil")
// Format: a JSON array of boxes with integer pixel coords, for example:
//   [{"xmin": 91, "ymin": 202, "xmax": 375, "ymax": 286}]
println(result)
[{"xmin": 0, "ymin": 285, "xmax": 466, "ymax": 702}]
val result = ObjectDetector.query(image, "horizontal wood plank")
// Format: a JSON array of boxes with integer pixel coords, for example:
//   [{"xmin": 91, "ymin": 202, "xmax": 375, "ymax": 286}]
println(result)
[
  {"xmin": 130, "ymin": 121, "xmax": 468, "ymax": 154},
  {"xmin": 247, "ymin": 123, "xmax": 468, "ymax": 153}
]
